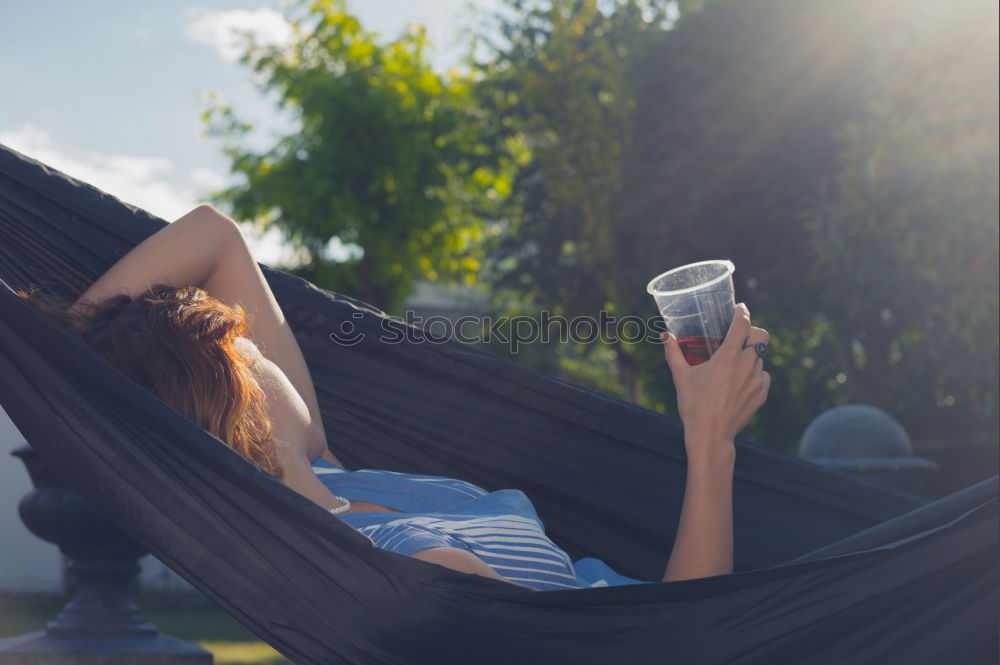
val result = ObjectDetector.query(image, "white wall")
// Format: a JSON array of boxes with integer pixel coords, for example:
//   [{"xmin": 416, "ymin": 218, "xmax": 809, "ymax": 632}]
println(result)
[{"xmin": 0, "ymin": 407, "xmax": 193, "ymax": 594}]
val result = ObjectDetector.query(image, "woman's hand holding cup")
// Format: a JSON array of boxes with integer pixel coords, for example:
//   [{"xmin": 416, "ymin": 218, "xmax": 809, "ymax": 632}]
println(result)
[{"xmin": 660, "ymin": 303, "xmax": 771, "ymax": 464}]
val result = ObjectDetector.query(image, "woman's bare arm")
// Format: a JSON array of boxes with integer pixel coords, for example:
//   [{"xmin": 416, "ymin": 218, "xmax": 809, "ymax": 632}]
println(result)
[
  {"xmin": 661, "ymin": 441, "xmax": 735, "ymax": 581},
  {"xmin": 658, "ymin": 305, "xmax": 770, "ymax": 582},
  {"xmin": 72, "ymin": 206, "xmax": 234, "ymax": 314},
  {"xmin": 195, "ymin": 207, "xmax": 327, "ymax": 441},
  {"xmin": 73, "ymin": 205, "xmax": 327, "ymax": 441},
  {"xmin": 410, "ymin": 548, "xmax": 536, "ymax": 590}
]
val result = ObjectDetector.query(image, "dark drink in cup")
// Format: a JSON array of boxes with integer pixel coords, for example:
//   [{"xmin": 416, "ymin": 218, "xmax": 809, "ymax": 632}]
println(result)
[{"xmin": 675, "ymin": 335, "xmax": 725, "ymax": 366}]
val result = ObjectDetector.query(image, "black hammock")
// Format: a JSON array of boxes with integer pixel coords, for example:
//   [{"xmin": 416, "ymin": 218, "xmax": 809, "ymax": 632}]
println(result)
[{"xmin": 0, "ymin": 143, "xmax": 996, "ymax": 665}]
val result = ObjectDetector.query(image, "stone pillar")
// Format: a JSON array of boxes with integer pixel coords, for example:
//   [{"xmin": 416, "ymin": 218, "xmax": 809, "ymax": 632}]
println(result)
[
  {"xmin": 0, "ymin": 444, "xmax": 212, "ymax": 664},
  {"xmin": 799, "ymin": 404, "xmax": 939, "ymax": 496}
]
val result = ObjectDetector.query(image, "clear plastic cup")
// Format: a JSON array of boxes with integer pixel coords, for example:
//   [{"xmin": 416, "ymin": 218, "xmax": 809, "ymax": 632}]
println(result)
[{"xmin": 646, "ymin": 260, "xmax": 736, "ymax": 366}]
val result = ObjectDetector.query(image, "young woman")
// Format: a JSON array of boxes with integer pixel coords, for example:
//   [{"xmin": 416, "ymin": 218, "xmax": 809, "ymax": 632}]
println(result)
[{"xmin": 18, "ymin": 204, "xmax": 770, "ymax": 591}]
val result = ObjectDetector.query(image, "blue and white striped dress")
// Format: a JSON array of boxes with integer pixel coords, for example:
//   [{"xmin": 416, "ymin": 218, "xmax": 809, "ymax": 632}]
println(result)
[{"xmin": 312, "ymin": 458, "xmax": 649, "ymax": 591}]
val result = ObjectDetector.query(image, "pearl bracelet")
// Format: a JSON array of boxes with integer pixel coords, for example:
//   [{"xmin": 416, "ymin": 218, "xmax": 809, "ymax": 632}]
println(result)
[{"xmin": 329, "ymin": 496, "xmax": 351, "ymax": 515}]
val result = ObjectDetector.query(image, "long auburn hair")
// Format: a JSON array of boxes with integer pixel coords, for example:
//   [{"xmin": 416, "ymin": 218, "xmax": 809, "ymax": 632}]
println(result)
[{"xmin": 15, "ymin": 283, "xmax": 282, "ymax": 478}]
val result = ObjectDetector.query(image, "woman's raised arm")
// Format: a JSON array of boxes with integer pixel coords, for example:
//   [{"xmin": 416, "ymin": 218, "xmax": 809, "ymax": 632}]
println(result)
[
  {"xmin": 658, "ymin": 304, "xmax": 770, "ymax": 582},
  {"xmin": 73, "ymin": 205, "xmax": 327, "ymax": 442},
  {"xmin": 72, "ymin": 205, "xmax": 235, "ymax": 315}
]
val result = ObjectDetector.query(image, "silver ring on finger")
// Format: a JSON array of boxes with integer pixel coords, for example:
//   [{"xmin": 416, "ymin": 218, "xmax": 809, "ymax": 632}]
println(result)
[{"xmin": 743, "ymin": 341, "xmax": 768, "ymax": 358}]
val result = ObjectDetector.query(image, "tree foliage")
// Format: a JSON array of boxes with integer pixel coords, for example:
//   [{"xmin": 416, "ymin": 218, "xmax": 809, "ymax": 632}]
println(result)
[
  {"xmin": 805, "ymin": 1, "xmax": 999, "ymax": 441},
  {"xmin": 473, "ymin": 0, "xmax": 694, "ymax": 397},
  {"xmin": 478, "ymin": 0, "xmax": 998, "ymax": 450},
  {"xmin": 636, "ymin": 0, "xmax": 998, "ymax": 448},
  {"xmin": 204, "ymin": 0, "xmax": 508, "ymax": 312},
  {"xmin": 203, "ymin": 0, "xmax": 998, "ymax": 454}
]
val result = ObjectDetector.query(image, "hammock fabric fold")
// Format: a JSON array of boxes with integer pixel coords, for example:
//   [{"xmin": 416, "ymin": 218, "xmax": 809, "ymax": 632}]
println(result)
[{"xmin": 0, "ymin": 143, "xmax": 995, "ymax": 665}]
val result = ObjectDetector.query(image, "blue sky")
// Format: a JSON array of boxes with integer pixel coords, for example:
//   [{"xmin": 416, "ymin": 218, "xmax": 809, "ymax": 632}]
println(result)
[{"xmin": 0, "ymin": 0, "xmax": 501, "ymax": 263}]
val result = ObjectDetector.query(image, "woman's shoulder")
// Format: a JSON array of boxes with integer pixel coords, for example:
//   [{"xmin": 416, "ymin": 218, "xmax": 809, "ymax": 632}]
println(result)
[{"xmin": 236, "ymin": 336, "xmax": 332, "ymax": 463}]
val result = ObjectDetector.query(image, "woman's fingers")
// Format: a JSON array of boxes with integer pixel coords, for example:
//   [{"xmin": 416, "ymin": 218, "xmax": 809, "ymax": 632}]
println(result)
[
  {"xmin": 745, "ymin": 326, "xmax": 770, "ymax": 346},
  {"xmin": 719, "ymin": 303, "xmax": 752, "ymax": 355},
  {"xmin": 759, "ymin": 370, "xmax": 772, "ymax": 405},
  {"xmin": 661, "ymin": 332, "xmax": 689, "ymax": 377},
  {"xmin": 741, "ymin": 326, "xmax": 770, "ymax": 369},
  {"xmin": 664, "ymin": 303, "xmax": 772, "ymax": 442}
]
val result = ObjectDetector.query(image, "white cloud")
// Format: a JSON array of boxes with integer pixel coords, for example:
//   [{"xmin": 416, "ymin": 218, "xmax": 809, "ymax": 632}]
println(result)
[
  {"xmin": 190, "ymin": 166, "xmax": 229, "ymax": 192},
  {"xmin": 0, "ymin": 124, "xmax": 197, "ymax": 220},
  {"xmin": 0, "ymin": 125, "xmax": 304, "ymax": 268},
  {"xmin": 242, "ymin": 223, "xmax": 312, "ymax": 268},
  {"xmin": 185, "ymin": 8, "xmax": 293, "ymax": 62}
]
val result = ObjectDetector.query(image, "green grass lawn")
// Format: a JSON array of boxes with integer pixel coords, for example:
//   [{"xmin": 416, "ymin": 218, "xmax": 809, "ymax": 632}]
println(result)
[{"xmin": 0, "ymin": 593, "xmax": 292, "ymax": 664}]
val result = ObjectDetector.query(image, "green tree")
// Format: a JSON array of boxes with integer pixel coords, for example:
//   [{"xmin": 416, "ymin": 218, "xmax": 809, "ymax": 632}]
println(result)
[
  {"xmin": 620, "ymin": 0, "xmax": 999, "ymax": 449},
  {"xmin": 477, "ymin": 0, "xmax": 997, "ymax": 454},
  {"xmin": 615, "ymin": 0, "xmax": 889, "ymax": 446},
  {"xmin": 805, "ymin": 3, "xmax": 999, "ymax": 442},
  {"xmin": 474, "ymin": 0, "xmax": 695, "ymax": 399},
  {"xmin": 204, "ymin": 0, "xmax": 506, "ymax": 312}
]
